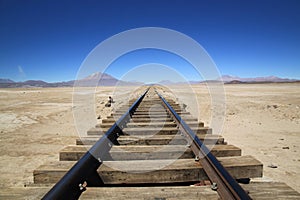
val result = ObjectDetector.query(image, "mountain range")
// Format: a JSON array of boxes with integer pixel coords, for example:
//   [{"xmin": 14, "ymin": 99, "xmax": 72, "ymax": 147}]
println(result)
[
  {"xmin": 0, "ymin": 73, "xmax": 298, "ymax": 88},
  {"xmin": 0, "ymin": 72, "xmax": 142, "ymax": 88},
  {"xmin": 219, "ymin": 75, "xmax": 298, "ymax": 83},
  {"xmin": 157, "ymin": 75, "xmax": 298, "ymax": 85}
]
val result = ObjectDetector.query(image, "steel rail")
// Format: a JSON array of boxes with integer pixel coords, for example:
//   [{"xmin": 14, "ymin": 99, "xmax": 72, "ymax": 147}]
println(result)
[
  {"xmin": 156, "ymin": 91, "xmax": 251, "ymax": 200},
  {"xmin": 42, "ymin": 88, "xmax": 149, "ymax": 200}
]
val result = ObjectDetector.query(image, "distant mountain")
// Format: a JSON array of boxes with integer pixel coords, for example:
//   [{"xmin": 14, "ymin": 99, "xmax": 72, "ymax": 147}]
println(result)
[
  {"xmin": 188, "ymin": 81, "xmax": 202, "ymax": 84},
  {"xmin": 227, "ymin": 80, "xmax": 245, "ymax": 84},
  {"xmin": 219, "ymin": 75, "xmax": 298, "ymax": 83},
  {"xmin": 0, "ymin": 73, "xmax": 298, "ymax": 88},
  {"xmin": 75, "ymin": 72, "xmax": 143, "ymax": 86},
  {"xmin": 158, "ymin": 80, "xmax": 176, "ymax": 85},
  {"xmin": 23, "ymin": 80, "xmax": 49, "ymax": 87},
  {"xmin": 0, "ymin": 78, "xmax": 15, "ymax": 83},
  {"xmin": 74, "ymin": 72, "xmax": 120, "ymax": 86},
  {"xmin": 220, "ymin": 75, "xmax": 242, "ymax": 82},
  {"xmin": 0, "ymin": 80, "xmax": 59, "ymax": 88},
  {"xmin": 0, "ymin": 72, "xmax": 143, "ymax": 88},
  {"xmin": 82, "ymin": 72, "xmax": 117, "ymax": 81}
]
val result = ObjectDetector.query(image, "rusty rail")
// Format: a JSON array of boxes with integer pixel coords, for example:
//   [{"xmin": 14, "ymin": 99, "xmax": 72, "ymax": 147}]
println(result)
[
  {"xmin": 157, "ymin": 91, "xmax": 251, "ymax": 200},
  {"xmin": 42, "ymin": 88, "xmax": 149, "ymax": 200}
]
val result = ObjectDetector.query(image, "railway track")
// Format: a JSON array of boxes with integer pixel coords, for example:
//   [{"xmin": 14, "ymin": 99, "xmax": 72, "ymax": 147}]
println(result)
[{"xmin": 27, "ymin": 86, "xmax": 299, "ymax": 199}]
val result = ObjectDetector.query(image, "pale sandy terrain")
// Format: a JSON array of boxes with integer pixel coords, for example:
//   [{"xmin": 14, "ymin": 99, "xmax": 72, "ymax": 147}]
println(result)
[
  {"xmin": 0, "ymin": 86, "xmax": 142, "ymax": 188},
  {"xmin": 174, "ymin": 83, "xmax": 300, "ymax": 192},
  {"xmin": 0, "ymin": 83, "xmax": 299, "ymax": 193}
]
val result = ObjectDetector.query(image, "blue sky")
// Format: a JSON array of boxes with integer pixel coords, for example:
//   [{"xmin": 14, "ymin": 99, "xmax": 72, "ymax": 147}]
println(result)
[{"xmin": 0, "ymin": 0, "xmax": 299, "ymax": 82}]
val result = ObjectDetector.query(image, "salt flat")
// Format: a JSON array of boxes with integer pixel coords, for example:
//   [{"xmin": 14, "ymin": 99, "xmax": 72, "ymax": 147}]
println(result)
[{"xmin": 0, "ymin": 83, "xmax": 299, "ymax": 192}]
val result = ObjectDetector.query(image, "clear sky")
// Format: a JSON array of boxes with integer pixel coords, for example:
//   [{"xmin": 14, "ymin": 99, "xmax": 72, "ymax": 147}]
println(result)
[{"xmin": 0, "ymin": 0, "xmax": 299, "ymax": 82}]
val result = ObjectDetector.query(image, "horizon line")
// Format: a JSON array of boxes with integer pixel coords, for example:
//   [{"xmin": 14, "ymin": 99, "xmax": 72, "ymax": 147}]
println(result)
[{"xmin": 0, "ymin": 73, "xmax": 299, "ymax": 84}]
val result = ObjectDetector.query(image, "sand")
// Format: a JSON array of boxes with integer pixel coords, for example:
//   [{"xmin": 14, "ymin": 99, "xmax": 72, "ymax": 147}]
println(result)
[
  {"xmin": 0, "ymin": 83, "xmax": 299, "ymax": 192},
  {"xmin": 172, "ymin": 83, "xmax": 300, "ymax": 192}
]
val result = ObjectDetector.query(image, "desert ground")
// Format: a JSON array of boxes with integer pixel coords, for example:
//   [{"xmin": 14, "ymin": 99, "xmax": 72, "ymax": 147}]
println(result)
[{"xmin": 0, "ymin": 83, "xmax": 299, "ymax": 194}]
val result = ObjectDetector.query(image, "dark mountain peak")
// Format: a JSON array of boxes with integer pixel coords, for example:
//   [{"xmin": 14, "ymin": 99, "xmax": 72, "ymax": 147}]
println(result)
[
  {"xmin": 23, "ymin": 80, "xmax": 48, "ymax": 84},
  {"xmin": 227, "ymin": 80, "xmax": 245, "ymax": 84}
]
